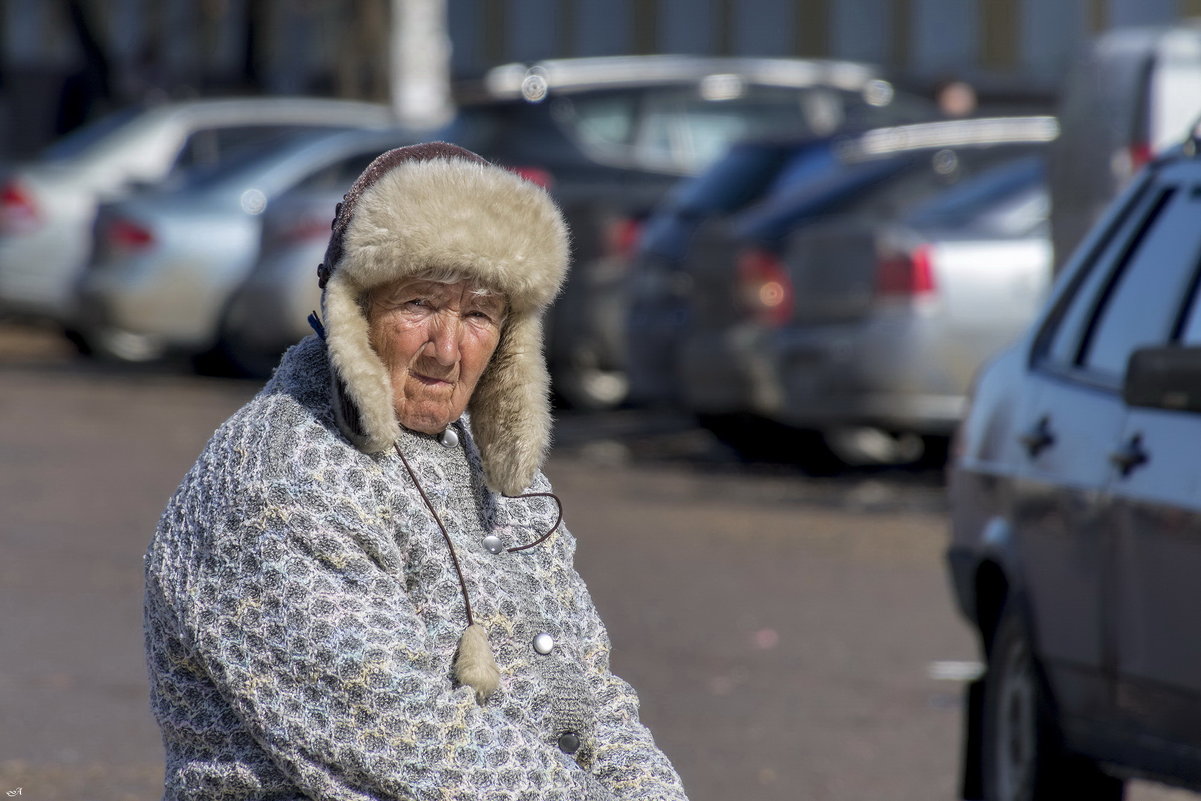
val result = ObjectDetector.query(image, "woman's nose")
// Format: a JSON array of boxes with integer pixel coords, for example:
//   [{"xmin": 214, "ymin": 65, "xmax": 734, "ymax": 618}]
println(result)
[{"xmin": 425, "ymin": 316, "xmax": 461, "ymax": 365}]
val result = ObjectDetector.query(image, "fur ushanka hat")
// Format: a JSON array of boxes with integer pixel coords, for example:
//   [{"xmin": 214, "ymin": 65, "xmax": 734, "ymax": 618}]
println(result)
[{"xmin": 317, "ymin": 142, "xmax": 570, "ymax": 495}]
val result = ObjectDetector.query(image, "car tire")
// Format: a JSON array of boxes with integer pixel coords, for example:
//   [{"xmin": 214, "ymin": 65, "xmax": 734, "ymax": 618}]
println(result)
[
  {"xmin": 554, "ymin": 358, "xmax": 629, "ymax": 411},
  {"xmin": 981, "ymin": 602, "xmax": 1124, "ymax": 801},
  {"xmin": 77, "ymin": 328, "xmax": 166, "ymax": 363},
  {"xmin": 697, "ymin": 413, "xmax": 845, "ymax": 475}
]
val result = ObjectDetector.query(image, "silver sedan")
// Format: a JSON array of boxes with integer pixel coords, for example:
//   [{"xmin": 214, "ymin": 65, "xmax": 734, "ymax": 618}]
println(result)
[
  {"xmin": 0, "ymin": 97, "xmax": 395, "ymax": 323},
  {"xmin": 71, "ymin": 127, "xmax": 419, "ymax": 365}
]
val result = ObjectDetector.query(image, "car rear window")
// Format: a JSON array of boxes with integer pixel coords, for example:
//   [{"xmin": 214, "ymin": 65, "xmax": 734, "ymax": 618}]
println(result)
[
  {"xmin": 903, "ymin": 154, "xmax": 1048, "ymax": 234},
  {"xmin": 39, "ymin": 105, "xmax": 145, "ymax": 162},
  {"xmin": 162, "ymin": 130, "xmax": 339, "ymax": 194},
  {"xmin": 171, "ymin": 125, "xmax": 328, "ymax": 172}
]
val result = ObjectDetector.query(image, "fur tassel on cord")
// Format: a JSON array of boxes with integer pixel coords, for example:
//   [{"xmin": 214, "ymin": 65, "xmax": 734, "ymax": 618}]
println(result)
[{"xmin": 456, "ymin": 624, "xmax": 500, "ymax": 702}]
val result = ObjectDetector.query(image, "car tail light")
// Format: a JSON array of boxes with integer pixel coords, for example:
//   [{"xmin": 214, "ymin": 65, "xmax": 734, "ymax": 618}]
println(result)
[
  {"xmin": 1127, "ymin": 141, "xmax": 1154, "ymax": 173},
  {"xmin": 275, "ymin": 218, "xmax": 332, "ymax": 246},
  {"xmin": 736, "ymin": 248, "xmax": 793, "ymax": 326},
  {"xmin": 508, "ymin": 166, "xmax": 554, "ymax": 190},
  {"xmin": 876, "ymin": 244, "xmax": 935, "ymax": 298},
  {"xmin": 1113, "ymin": 141, "xmax": 1154, "ymax": 182},
  {"xmin": 0, "ymin": 180, "xmax": 41, "ymax": 234},
  {"xmin": 604, "ymin": 217, "xmax": 643, "ymax": 263},
  {"xmin": 105, "ymin": 218, "xmax": 155, "ymax": 250}
]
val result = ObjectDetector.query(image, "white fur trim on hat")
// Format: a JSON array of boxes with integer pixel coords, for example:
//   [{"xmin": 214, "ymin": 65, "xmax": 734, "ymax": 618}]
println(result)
[{"xmin": 319, "ymin": 143, "xmax": 569, "ymax": 495}]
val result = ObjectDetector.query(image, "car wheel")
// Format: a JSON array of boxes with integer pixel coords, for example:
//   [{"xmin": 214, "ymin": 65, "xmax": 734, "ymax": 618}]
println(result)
[
  {"xmin": 981, "ymin": 603, "xmax": 1124, "ymax": 801},
  {"xmin": 200, "ymin": 334, "xmax": 280, "ymax": 379},
  {"xmin": 697, "ymin": 413, "xmax": 845, "ymax": 475},
  {"xmin": 80, "ymin": 328, "xmax": 166, "ymax": 362},
  {"xmin": 553, "ymin": 348, "xmax": 629, "ymax": 411}
]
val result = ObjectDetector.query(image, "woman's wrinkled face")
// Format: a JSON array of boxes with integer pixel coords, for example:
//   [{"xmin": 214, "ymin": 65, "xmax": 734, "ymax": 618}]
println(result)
[{"xmin": 366, "ymin": 277, "xmax": 506, "ymax": 435}]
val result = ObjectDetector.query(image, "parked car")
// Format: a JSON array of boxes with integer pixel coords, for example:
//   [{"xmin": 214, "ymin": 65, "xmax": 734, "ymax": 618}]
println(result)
[
  {"xmin": 71, "ymin": 127, "xmax": 419, "ymax": 366},
  {"xmin": 217, "ymin": 190, "xmax": 336, "ymax": 376},
  {"xmin": 947, "ymin": 137, "xmax": 1201, "ymax": 800},
  {"xmin": 449, "ymin": 54, "xmax": 937, "ymax": 408},
  {"xmin": 629, "ymin": 116, "xmax": 1057, "ymax": 468},
  {"xmin": 0, "ymin": 97, "xmax": 396, "ymax": 323},
  {"xmin": 1050, "ymin": 20, "xmax": 1201, "ymax": 270},
  {"xmin": 626, "ymin": 135, "xmax": 842, "ymax": 408}
]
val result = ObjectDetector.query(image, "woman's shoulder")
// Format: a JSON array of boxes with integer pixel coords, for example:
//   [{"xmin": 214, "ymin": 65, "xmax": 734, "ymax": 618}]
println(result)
[{"xmin": 175, "ymin": 338, "xmax": 383, "ymax": 503}]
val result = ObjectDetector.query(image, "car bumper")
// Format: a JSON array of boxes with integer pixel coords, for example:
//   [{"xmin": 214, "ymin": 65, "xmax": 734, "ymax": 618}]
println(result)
[
  {"xmin": 678, "ymin": 324, "xmax": 784, "ymax": 417},
  {"xmin": 626, "ymin": 295, "xmax": 690, "ymax": 406},
  {"xmin": 680, "ymin": 310, "xmax": 973, "ymax": 433},
  {"xmin": 0, "ymin": 226, "xmax": 90, "ymax": 320},
  {"xmin": 677, "ymin": 319, "xmax": 965, "ymax": 432},
  {"xmin": 773, "ymin": 316, "xmax": 968, "ymax": 433},
  {"xmin": 75, "ymin": 257, "xmax": 243, "ymax": 353}
]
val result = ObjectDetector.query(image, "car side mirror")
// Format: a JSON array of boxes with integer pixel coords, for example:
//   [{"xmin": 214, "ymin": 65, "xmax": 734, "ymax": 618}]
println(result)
[{"xmin": 1124, "ymin": 345, "xmax": 1201, "ymax": 413}]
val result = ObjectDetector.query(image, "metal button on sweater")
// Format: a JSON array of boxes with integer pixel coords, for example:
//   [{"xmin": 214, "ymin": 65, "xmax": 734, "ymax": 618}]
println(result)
[
  {"xmin": 437, "ymin": 427, "xmax": 459, "ymax": 448},
  {"xmin": 533, "ymin": 632, "xmax": 555, "ymax": 654},
  {"xmin": 482, "ymin": 535, "xmax": 503, "ymax": 554},
  {"xmin": 557, "ymin": 731, "xmax": 581, "ymax": 754}
]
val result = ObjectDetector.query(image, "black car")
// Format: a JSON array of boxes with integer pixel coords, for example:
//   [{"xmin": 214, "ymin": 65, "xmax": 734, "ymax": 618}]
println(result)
[
  {"xmin": 448, "ymin": 55, "xmax": 936, "ymax": 409},
  {"xmin": 948, "ymin": 133, "xmax": 1201, "ymax": 800}
]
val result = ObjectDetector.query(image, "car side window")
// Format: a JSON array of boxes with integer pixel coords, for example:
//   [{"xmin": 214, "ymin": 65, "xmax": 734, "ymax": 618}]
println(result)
[
  {"xmin": 1178, "ymin": 292, "xmax": 1201, "ymax": 343},
  {"xmin": 1039, "ymin": 177, "xmax": 1201, "ymax": 381},
  {"xmin": 1078, "ymin": 185, "xmax": 1201, "ymax": 377},
  {"xmin": 1040, "ymin": 183, "xmax": 1173, "ymax": 372}
]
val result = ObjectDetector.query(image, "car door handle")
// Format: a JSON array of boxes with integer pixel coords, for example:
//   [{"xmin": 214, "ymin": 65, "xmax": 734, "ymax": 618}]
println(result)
[
  {"xmin": 1109, "ymin": 434, "xmax": 1149, "ymax": 477},
  {"xmin": 1019, "ymin": 416, "xmax": 1055, "ymax": 458}
]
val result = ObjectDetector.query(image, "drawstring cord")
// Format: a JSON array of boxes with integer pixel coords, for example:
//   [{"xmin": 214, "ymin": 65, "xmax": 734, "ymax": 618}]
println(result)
[
  {"xmin": 504, "ymin": 492, "xmax": 562, "ymax": 552},
  {"xmin": 393, "ymin": 438, "xmax": 564, "ymax": 702},
  {"xmin": 392, "ymin": 441, "xmax": 564, "ymax": 623},
  {"xmin": 395, "ymin": 442, "xmax": 476, "ymax": 624}
]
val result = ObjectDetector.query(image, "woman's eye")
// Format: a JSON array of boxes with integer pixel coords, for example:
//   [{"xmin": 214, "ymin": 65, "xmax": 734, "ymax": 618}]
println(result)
[{"xmin": 404, "ymin": 297, "xmax": 431, "ymax": 309}]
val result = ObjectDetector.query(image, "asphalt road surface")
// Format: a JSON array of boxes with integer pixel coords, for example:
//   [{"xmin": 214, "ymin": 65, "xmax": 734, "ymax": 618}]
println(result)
[{"xmin": 0, "ymin": 322, "xmax": 1194, "ymax": 801}]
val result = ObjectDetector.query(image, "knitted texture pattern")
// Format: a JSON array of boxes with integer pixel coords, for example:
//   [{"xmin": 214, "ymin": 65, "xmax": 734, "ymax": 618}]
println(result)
[{"xmin": 144, "ymin": 336, "xmax": 688, "ymax": 801}]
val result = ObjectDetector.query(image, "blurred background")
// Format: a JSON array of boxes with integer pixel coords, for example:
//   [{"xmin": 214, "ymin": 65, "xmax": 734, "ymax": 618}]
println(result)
[
  {"xmin": 0, "ymin": 0, "xmax": 1111, "ymax": 156},
  {"xmin": 4, "ymin": 2, "xmax": 1201, "ymax": 800}
]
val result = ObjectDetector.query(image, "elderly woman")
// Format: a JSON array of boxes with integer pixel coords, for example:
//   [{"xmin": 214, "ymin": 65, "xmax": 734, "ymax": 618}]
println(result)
[{"xmin": 143, "ymin": 143, "xmax": 689, "ymax": 801}]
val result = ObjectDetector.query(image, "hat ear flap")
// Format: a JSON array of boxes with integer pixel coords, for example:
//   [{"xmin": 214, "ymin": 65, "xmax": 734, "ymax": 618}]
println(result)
[
  {"xmin": 322, "ymin": 272, "xmax": 399, "ymax": 453},
  {"xmin": 469, "ymin": 313, "xmax": 552, "ymax": 496}
]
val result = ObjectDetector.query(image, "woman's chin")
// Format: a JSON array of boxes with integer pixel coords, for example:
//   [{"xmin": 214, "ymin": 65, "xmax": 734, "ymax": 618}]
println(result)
[{"xmin": 398, "ymin": 405, "xmax": 461, "ymax": 436}]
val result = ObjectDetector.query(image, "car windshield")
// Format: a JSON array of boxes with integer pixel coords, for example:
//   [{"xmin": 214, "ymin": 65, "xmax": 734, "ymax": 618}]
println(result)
[
  {"xmin": 904, "ymin": 154, "xmax": 1047, "ymax": 234},
  {"xmin": 38, "ymin": 105, "xmax": 146, "ymax": 162}
]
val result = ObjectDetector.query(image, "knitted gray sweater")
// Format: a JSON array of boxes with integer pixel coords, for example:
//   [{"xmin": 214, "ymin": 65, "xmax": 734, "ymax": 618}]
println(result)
[{"xmin": 143, "ymin": 336, "xmax": 688, "ymax": 801}]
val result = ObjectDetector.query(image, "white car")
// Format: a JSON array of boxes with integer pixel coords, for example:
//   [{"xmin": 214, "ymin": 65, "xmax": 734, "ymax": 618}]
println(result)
[{"xmin": 0, "ymin": 97, "xmax": 395, "ymax": 322}]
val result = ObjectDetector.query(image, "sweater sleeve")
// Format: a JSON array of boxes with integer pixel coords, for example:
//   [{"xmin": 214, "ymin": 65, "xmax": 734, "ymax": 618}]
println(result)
[
  {"xmin": 175, "ymin": 498, "xmax": 616, "ymax": 801},
  {"xmin": 556, "ymin": 533, "xmax": 690, "ymax": 800}
]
